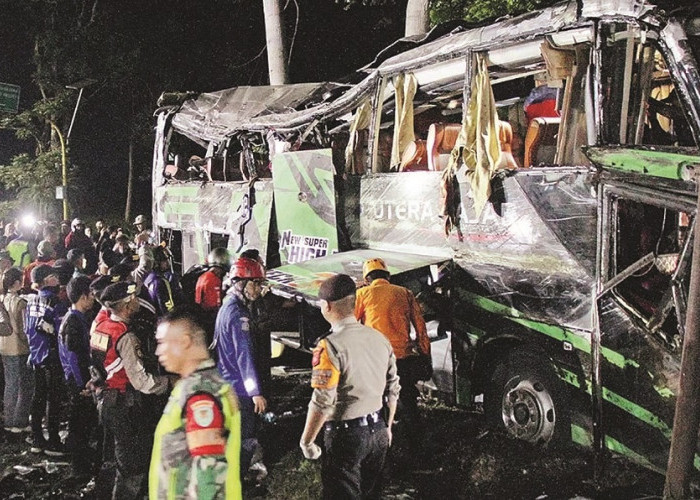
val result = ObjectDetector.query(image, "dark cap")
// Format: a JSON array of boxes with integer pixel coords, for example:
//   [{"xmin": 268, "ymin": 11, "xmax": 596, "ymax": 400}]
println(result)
[
  {"xmin": 0, "ymin": 250, "xmax": 14, "ymax": 264},
  {"xmin": 90, "ymin": 274, "xmax": 121, "ymax": 301},
  {"xmin": 52, "ymin": 259, "xmax": 75, "ymax": 286},
  {"xmin": 100, "ymin": 281, "xmax": 137, "ymax": 307},
  {"xmin": 318, "ymin": 274, "xmax": 356, "ymax": 302},
  {"xmin": 31, "ymin": 264, "xmax": 56, "ymax": 285}
]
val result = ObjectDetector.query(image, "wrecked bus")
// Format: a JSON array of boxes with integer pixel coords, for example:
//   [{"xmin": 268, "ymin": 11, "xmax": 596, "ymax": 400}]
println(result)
[{"xmin": 152, "ymin": 0, "xmax": 700, "ymax": 474}]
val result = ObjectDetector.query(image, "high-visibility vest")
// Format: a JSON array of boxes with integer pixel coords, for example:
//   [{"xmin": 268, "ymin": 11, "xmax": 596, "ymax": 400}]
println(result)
[
  {"xmin": 6, "ymin": 239, "xmax": 31, "ymax": 268},
  {"xmin": 149, "ymin": 365, "xmax": 242, "ymax": 500}
]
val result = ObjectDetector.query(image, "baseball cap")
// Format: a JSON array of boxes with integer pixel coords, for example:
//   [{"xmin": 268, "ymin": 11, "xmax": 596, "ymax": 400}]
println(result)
[
  {"xmin": 133, "ymin": 214, "xmax": 146, "ymax": 225},
  {"xmin": 318, "ymin": 274, "xmax": 357, "ymax": 302}
]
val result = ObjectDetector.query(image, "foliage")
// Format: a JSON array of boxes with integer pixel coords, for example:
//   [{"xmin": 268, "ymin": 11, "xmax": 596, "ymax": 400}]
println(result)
[{"xmin": 431, "ymin": 0, "xmax": 557, "ymax": 24}]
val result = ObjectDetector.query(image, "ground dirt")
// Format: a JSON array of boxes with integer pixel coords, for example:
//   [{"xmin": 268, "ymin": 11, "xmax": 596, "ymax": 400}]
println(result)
[{"xmin": 0, "ymin": 368, "xmax": 669, "ymax": 499}]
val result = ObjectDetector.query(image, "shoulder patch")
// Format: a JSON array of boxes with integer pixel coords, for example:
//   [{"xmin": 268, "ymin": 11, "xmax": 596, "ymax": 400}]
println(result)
[
  {"xmin": 311, "ymin": 340, "xmax": 340, "ymax": 390},
  {"xmin": 185, "ymin": 393, "xmax": 226, "ymax": 456},
  {"xmin": 90, "ymin": 331, "xmax": 110, "ymax": 352}
]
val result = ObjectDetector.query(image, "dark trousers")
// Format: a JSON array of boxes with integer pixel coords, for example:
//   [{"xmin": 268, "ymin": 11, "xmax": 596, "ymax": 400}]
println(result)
[
  {"xmin": 322, "ymin": 421, "xmax": 389, "ymax": 500},
  {"xmin": 31, "ymin": 362, "xmax": 63, "ymax": 443},
  {"xmin": 101, "ymin": 391, "xmax": 151, "ymax": 499},
  {"xmin": 66, "ymin": 384, "xmax": 97, "ymax": 474},
  {"xmin": 396, "ymin": 357, "xmax": 422, "ymax": 434}
]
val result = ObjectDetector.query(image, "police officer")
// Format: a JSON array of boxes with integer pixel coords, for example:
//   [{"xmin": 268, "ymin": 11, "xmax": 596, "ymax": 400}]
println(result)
[
  {"xmin": 355, "ymin": 258, "xmax": 431, "ymax": 437},
  {"xmin": 150, "ymin": 308, "xmax": 242, "ymax": 499},
  {"xmin": 90, "ymin": 281, "xmax": 170, "ymax": 499},
  {"xmin": 300, "ymin": 274, "xmax": 400, "ymax": 499}
]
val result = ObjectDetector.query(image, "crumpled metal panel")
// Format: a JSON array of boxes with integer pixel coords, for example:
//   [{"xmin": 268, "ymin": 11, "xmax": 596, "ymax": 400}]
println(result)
[
  {"xmin": 153, "ymin": 179, "xmax": 274, "ymax": 261},
  {"xmin": 353, "ymin": 169, "xmax": 596, "ymax": 330},
  {"xmin": 376, "ymin": 1, "xmax": 579, "ymax": 75},
  {"xmin": 580, "ymin": 0, "xmax": 655, "ymax": 20},
  {"xmin": 171, "ymin": 83, "xmax": 343, "ymax": 143}
]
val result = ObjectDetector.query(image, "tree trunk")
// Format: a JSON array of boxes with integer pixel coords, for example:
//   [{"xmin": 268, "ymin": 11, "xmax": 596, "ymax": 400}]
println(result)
[
  {"xmin": 125, "ymin": 138, "xmax": 134, "ymax": 222},
  {"xmin": 262, "ymin": 0, "xmax": 288, "ymax": 85},
  {"xmin": 405, "ymin": 0, "xmax": 430, "ymax": 37}
]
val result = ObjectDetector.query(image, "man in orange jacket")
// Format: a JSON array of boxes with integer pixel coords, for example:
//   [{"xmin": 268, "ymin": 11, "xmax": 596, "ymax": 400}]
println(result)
[{"xmin": 355, "ymin": 257, "xmax": 432, "ymax": 436}]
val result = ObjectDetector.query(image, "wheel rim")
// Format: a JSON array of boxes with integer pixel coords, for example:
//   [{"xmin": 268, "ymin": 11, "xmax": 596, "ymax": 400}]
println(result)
[{"xmin": 501, "ymin": 377, "xmax": 556, "ymax": 444}]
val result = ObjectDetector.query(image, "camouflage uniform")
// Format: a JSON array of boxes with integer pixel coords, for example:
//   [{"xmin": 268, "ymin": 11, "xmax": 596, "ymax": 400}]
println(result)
[{"xmin": 149, "ymin": 359, "xmax": 242, "ymax": 500}]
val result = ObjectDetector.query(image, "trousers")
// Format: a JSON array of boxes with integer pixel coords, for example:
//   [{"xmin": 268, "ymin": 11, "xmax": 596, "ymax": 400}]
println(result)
[
  {"xmin": 322, "ymin": 420, "xmax": 389, "ymax": 499},
  {"xmin": 101, "ymin": 391, "xmax": 151, "ymax": 499},
  {"xmin": 1, "ymin": 354, "xmax": 33, "ymax": 428},
  {"xmin": 30, "ymin": 362, "xmax": 63, "ymax": 443}
]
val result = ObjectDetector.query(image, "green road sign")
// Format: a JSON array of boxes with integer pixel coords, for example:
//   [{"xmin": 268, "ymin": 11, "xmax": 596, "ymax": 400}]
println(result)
[{"xmin": 0, "ymin": 83, "xmax": 20, "ymax": 113}]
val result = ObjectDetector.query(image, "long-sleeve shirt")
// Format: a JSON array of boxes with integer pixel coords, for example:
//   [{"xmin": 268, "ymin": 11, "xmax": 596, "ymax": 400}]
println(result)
[
  {"xmin": 310, "ymin": 316, "xmax": 400, "ymax": 421},
  {"xmin": 116, "ymin": 331, "xmax": 169, "ymax": 395},
  {"xmin": 0, "ymin": 291, "xmax": 29, "ymax": 356},
  {"xmin": 213, "ymin": 293, "xmax": 262, "ymax": 398},
  {"xmin": 24, "ymin": 288, "xmax": 68, "ymax": 366},
  {"xmin": 355, "ymin": 278, "xmax": 430, "ymax": 359}
]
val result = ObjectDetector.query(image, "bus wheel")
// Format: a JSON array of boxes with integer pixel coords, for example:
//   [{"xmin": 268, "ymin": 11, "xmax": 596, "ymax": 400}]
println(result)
[{"xmin": 485, "ymin": 353, "xmax": 563, "ymax": 445}]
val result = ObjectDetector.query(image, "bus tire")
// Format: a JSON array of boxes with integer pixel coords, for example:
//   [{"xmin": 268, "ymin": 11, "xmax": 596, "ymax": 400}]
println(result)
[{"xmin": 484, "ymin": 351, "xmax": 568, "ymax": 446}]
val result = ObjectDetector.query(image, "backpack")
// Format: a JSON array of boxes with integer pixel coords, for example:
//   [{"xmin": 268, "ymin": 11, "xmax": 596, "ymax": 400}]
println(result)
[
  {"xmin": 179, "ymin": 264, "xmax": 211, "ymax": 305},
  {"xmin": 0, "ymin": 297, "xmax": 12, "ymax": 337}
]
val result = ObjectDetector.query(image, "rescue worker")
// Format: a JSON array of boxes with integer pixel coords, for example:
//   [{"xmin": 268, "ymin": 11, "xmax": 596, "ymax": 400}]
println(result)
[
  {"xmin": 6, "ymin": 225, "xmax": 35, "ymax": 269},
  {"xmin": 58, "ymin": 275, "xmax": 97, "ymax": 476},
  {"xmin": 355, "ymin": 258, "xmax": 432, "ymax": 437},
  {"xmin": 300, "ymin": 273, "xmax": 400, "ymax": 499},
  {"xmin": 150, "ymin": 308, "xmax": 242, "ymax": 500},
  {"xmin": 195, "ymin": 247, "xmax": 230, "ymax": 312},
  {"xmin": 90, "ymin": 281, "xmax": 171, "ymax": 499},
  {"xmin": 144, "ymin": 245, "xmax": 181, "ymax": 318},
  {"xmin": 25, "ymin": 263, "xmax": 69, "ymax": 456},
  {"xmin": 196, "ymin": 247, "xmax": 231, "ymax": 344},
  {"xmin": 213, "ymin": 256, "xmax": 268, "ymax": 481}
]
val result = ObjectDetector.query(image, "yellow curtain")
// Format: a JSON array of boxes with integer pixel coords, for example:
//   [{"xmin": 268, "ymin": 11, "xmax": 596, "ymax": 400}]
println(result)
[
  {"xmin": 390, "ymin": 73, "xmax": 417, "ymax": 170},
  {"xmin": 344, "ymin": 99, "xmax": 372, "ymax": 175},
  {"xmin": 448, "ymin": 54, "xmax": 500, "ymax": 218}
]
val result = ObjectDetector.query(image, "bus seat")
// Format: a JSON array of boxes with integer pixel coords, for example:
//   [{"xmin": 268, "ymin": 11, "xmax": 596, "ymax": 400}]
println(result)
[
  {"xmin": 427, "ymin": 123, "xmax": 461, "ymax": 171},
  {"xmin": 399, "ymin": 139, "xmax": 429, "ymax": 171},
  {"xmin": 524, "ymin": 117, "xmax": 560, "ymax": 167},
  {"xmin": 495, "ymin": 121, "xmax": 519, "ymax": 170},
  {"xmin": 428, "ymin": 121, "xmax": 519, "ymax": 171}
]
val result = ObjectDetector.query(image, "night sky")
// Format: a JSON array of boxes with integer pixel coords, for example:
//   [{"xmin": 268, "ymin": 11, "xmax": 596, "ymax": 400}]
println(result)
[{"xmin": 0, "ymin": 0, "xmax": 406, "ymax": 222}]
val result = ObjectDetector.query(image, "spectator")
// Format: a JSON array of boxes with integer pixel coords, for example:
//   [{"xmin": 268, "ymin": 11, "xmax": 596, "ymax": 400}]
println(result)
[
  {"xmin": 6, "ymin": 225, "xmax": 35, "ymax": 269},
  {"xmin": 22, "ymin": 240, "xmax": 57, "ymax": 293},
  {"xmin": 58, "ymin": 275, "xmax": 97, "ymax": 476},
  {"xmin": 25, "ymin": 263, "xmax": 69, "ymax": 456},
  {"xmin": 65, "ymin": 218, "xmax": 98, "ymax": 275},
  {"xmin": 1, "ymin": 267, "xmax": 33, "ymax": 435},
  {"xmin": 0, "ymin": 251, "xmax": 15, "ymax": 294},
  {"xmin": 67, "ymin": 248, "xmax": 87, "ymax": 278}
]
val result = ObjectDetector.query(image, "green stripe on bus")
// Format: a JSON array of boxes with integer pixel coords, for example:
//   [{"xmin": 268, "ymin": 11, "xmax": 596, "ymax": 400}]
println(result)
[{"xmin": 459, "ymin": 290, "xmax": 639, "ymax": 369}]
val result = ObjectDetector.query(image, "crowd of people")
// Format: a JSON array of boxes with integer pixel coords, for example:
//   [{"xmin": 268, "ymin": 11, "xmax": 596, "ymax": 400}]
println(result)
[{"xmin": 0, "ymin": 212, "xmax": 433, "ymax": 499}]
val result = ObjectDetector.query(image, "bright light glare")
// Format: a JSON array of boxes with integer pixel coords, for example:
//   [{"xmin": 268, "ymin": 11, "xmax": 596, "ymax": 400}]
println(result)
[{"xmin": 21, "ymin": 214, "xmax": 36, "ymax": 229}]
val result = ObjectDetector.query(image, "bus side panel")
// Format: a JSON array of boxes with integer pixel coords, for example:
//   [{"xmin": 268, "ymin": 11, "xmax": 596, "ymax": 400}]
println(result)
[
  {"xmin": 154, "ymin": 180, "xmax": 274, "ymax": 267},
  {"xmin": 272, "ymin": 149, "xmax": 339, "ymax": 265}
]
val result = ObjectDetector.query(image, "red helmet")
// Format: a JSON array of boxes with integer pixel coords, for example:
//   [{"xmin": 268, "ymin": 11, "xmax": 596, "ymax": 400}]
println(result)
[{"xmin": 232, "ymin": 257, "xmax": 265, "ymax": 280}]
